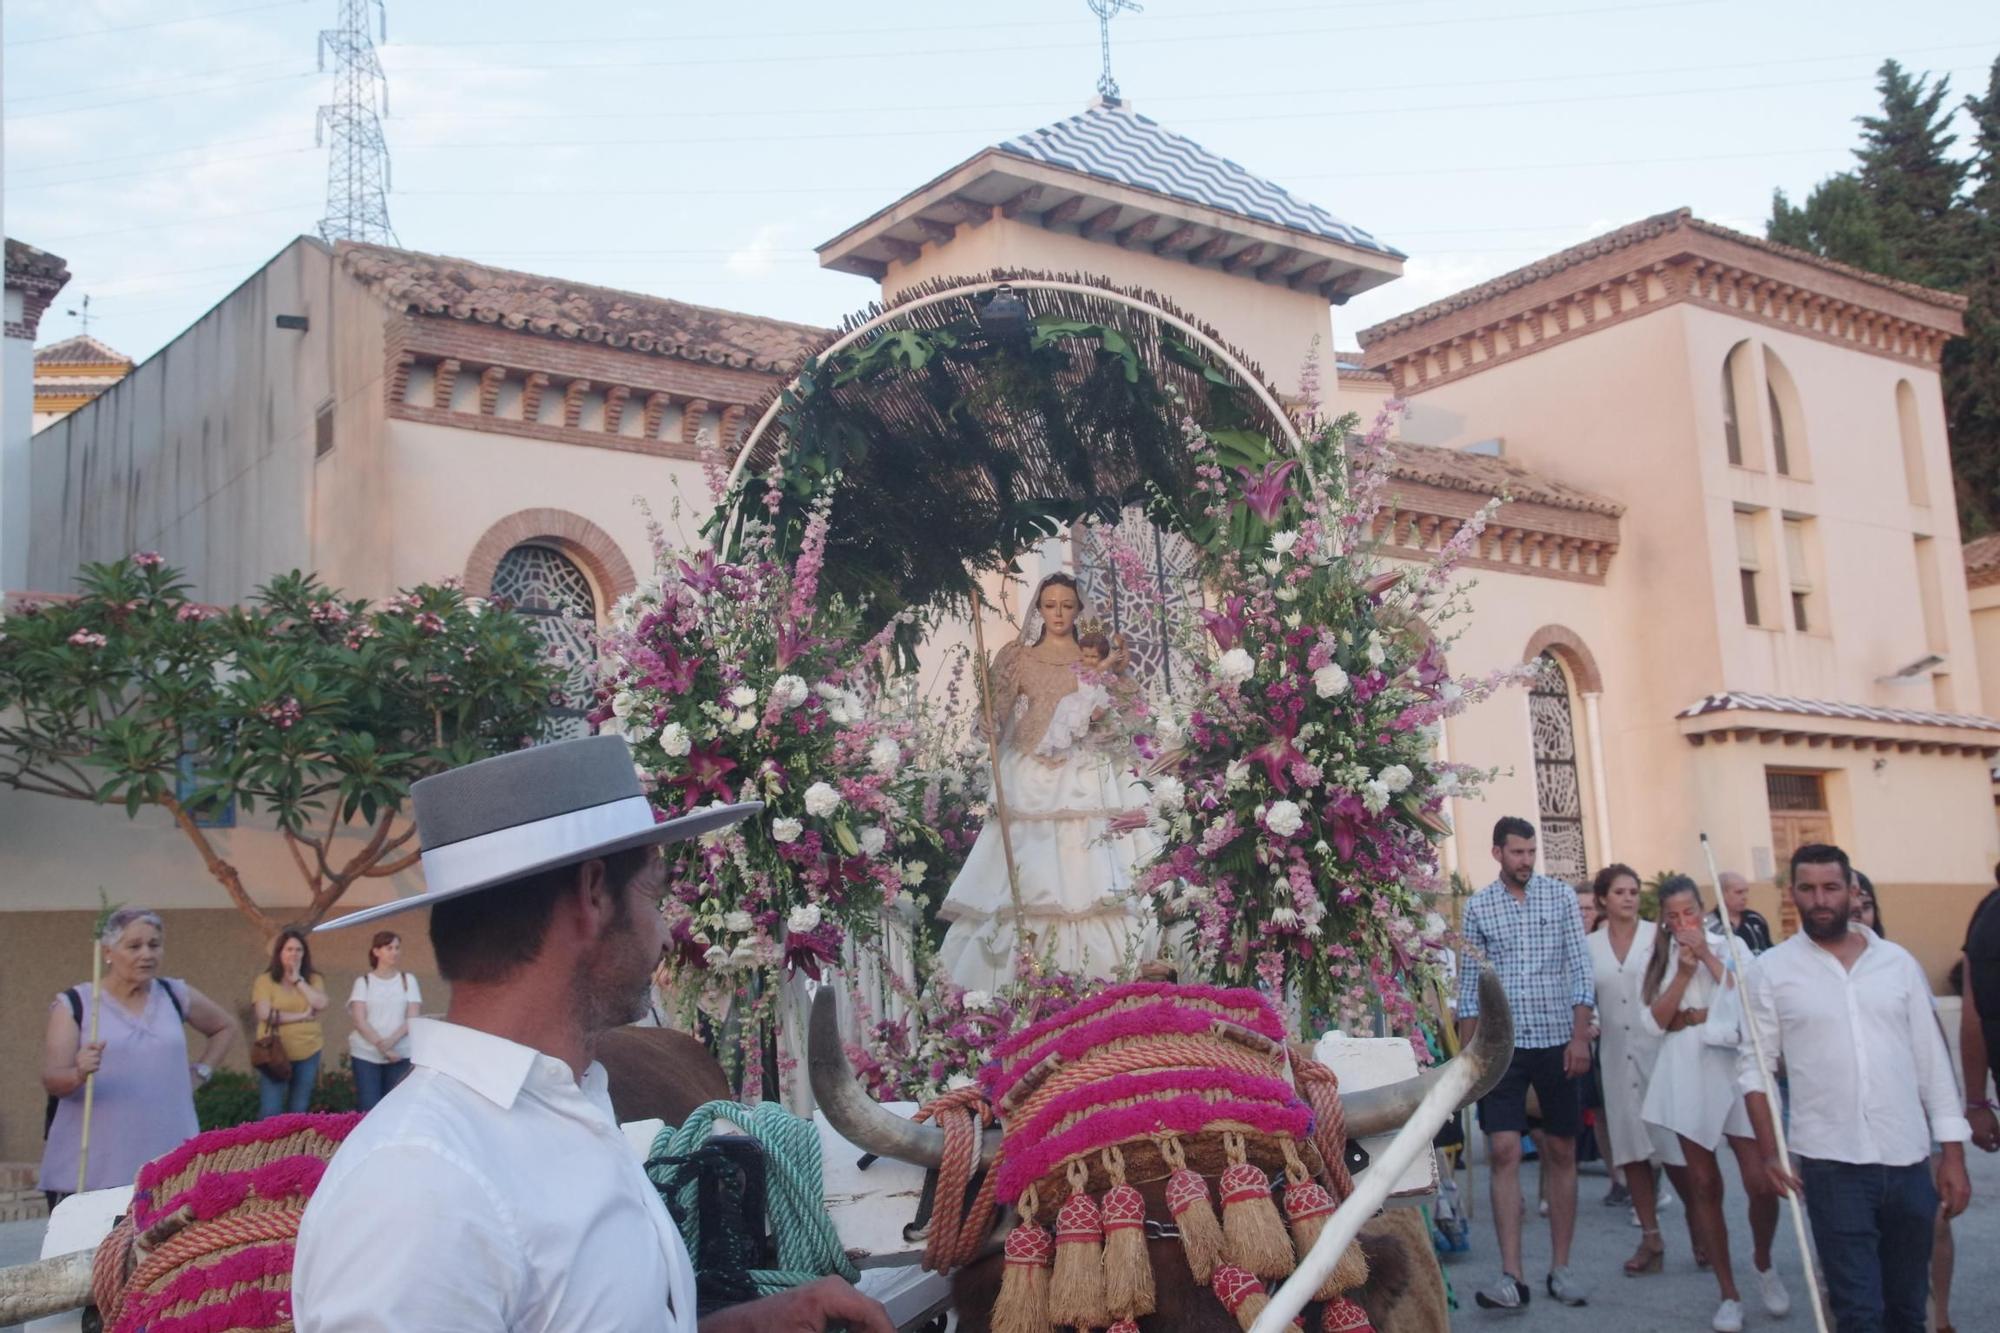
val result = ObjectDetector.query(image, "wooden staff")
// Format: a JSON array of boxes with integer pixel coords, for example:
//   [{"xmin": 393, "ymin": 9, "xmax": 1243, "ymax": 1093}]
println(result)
[
  {"xmin": 967, "ymin": 588, "xmax": 1031, "ymax": 966},
  {"xmin": 1701, "ymin": 832, "xmax": 1829, "ymax": 1333},
  {"xmin": 74, "ymin": 941, "xmax": 102, "ymax": 1195}
]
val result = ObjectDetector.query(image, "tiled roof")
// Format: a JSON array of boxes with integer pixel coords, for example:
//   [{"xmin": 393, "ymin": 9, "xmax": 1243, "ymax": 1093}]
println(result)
[
  {"xmin": 1000, "ymin": 104, "xmax": 1401, "ymax": 258},
  {"xmin": 35, "ymin": 334, "xmax": 130, "ymax": 367},
  {"xmin": 5, "ymin": 238, "xmax": 68, "ymax": 286},
  {"xmin": 1380, "ymin": 439, "xmax": 1623, "ymax": 517},
  {"xmin": 1677, "ymin": 691, "xmax": 2000, "ymax": 733},
  {"xmin": 1358, "ymin": 208, "xmax": 1965, "ymax": 344},
  {"xmin": 1966, "ymin": 533, "xmax": 2000, "ymax": 588},
  {"xmin": 338, "ymin": 242, "xmax": 827, "ymax": 374}
]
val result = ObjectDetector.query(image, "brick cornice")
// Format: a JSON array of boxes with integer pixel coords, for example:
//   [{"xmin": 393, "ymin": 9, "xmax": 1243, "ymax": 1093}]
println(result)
[
  {"xmin": 1377, "ymin": 478, "xmax": 1620, "ymax": 585},
  {"xmin": 463, "ymin": 508, "xmax": 638, "ymax": 607},
  {"xmin": 1360, "ymin": 212, "xmax": 1965, "ymax": 393}
]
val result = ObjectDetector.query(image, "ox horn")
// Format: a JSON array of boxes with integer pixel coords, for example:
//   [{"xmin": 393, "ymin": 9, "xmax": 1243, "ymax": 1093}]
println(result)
[
  {"xmin": 0, "ymin": 1247, "xmax": 94, "ymax": 1325},
  {"xmin": 809, "ymin": 987, "xmax": 1002, "ymax": 1169},
  {"xmin": 1338, "ymin": 966, "xmax": 1512, "ymax": 1141}
]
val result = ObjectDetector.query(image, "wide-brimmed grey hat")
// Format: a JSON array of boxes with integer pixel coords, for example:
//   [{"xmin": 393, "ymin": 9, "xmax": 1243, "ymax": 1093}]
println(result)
[{"xmin": 316, "ymin": 735, "xmax": 758, "ymax": 931}]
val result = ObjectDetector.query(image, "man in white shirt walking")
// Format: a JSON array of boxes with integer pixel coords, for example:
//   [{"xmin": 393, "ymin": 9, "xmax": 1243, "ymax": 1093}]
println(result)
[
  {"xmin": 294, "ymin": 736, "xmax": 892, "ymax": 1333},
  {"xmin": 1739, "ymin": 842, "xmax": 1972, "ymax": 1333}
]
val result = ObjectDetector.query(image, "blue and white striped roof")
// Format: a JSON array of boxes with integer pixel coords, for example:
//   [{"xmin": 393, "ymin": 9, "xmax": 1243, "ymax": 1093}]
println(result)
[{"xmin": 1001, "ymin": 105, "xmax": 1403, "ymax": 259}]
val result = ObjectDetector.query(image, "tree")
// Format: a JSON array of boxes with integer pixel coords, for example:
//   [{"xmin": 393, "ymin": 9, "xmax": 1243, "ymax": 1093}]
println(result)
[
  {"xmin": 0, "ymin": 554, "xmax": 559, "ymax": 933},
  {"xmin": 1766, "ymin": 55, "xmax": 1999, "ymax": 535}
]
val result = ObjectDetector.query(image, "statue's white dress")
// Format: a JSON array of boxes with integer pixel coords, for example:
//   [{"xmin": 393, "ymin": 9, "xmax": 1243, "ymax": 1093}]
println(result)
[{"xmin": 936, "ymin": 641, "xmax": 1160, "ymax": 990}]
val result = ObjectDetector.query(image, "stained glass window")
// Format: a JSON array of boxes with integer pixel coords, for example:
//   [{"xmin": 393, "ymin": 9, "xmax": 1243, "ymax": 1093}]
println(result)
[
  {"xmin": 492, "ymin": 544, "xmax": 598, "ymax": 742},
  {"xmin": 1528, "ymin": 652, "xmax": 1588, "ymax": 882},
  {"xmin": 1073, "ymin": 506, "xmax": 1204, "ymax": 697}
]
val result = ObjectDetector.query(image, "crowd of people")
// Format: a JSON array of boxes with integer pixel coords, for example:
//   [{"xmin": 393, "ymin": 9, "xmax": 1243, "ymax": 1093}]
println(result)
[
  {"xmin": 1459, "ymin": 816, "xmax": 1998, "ymax": 1333},
  {"xmin": 37, "ymin": 919, "xmax": 423, "ymax": 1210}
]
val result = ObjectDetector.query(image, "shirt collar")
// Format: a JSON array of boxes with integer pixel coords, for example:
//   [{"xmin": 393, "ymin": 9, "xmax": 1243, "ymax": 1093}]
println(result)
[{"xmin": 410, "ymin": 1017, "xmax": 608, "ymax": 1112}]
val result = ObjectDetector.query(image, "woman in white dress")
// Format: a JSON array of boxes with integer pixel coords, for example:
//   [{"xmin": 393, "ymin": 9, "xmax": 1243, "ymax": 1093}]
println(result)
[
  {"xmin": 1638, "ymin": 876, "xmax": 1787, "ymax": 1333},
  {"xmin": 1588, "ymin": 864, "xmax": 1695, "ymax": 1277},
  {"xmin": 936, "ymin": 573, "xmax": 1161, "ymax": 990}
]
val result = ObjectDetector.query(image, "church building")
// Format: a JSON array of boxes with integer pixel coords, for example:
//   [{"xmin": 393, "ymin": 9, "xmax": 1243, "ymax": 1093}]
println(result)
[{"xmin": 2, "ymin": 96, "xmax": 1993, "ymax": 1155}]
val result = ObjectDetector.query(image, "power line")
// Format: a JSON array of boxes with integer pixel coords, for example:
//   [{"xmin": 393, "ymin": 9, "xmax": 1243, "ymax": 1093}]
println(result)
[
  {"xmin": 2, "ymin": 58, "xmax": 303, "ymax": 106},
  {"xmin": 3, "ymin": 70, "xmax": 315, "ymax": 121}
]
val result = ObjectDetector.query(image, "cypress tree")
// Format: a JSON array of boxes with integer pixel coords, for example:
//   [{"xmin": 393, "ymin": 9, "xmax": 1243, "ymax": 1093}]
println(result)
[
  {"xmin": 1851, "ymin": 60, "xmax": 1970, "ymax": 289},
  {"xmin": 1948, "ymin": 56, "xmax": 2000, "ymax": 534}
]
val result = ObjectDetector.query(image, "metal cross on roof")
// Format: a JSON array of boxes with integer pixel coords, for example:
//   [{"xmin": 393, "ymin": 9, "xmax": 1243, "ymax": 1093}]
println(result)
[{"xmin": 1087, "ymin": 0, "xmax": 1143, "ymax": 104}]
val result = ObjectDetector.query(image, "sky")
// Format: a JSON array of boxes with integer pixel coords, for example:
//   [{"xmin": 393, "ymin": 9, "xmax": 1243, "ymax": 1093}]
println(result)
[{"xmin": 5, "ymin": 0, "xmax": 1997, "ymax": 366}]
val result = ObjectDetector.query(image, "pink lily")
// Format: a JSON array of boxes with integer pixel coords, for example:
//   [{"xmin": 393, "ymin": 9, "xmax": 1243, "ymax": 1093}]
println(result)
[
  {"xmin": 1235, "ymin": 460, "xmax": 1299, "ymax": 524},
  {"xmin": 667, "ymin": 745, "xmax": 738, "ymax": 809},
  {"xmin": 1199, "ymin": 595, "xmax": 1247, "ymax": 651}
]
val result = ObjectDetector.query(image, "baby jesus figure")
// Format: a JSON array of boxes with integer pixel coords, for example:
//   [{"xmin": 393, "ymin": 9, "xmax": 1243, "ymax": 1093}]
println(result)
[{"xmin": 1032, "ymin": 630, "xmax": 1117, "ymax": 762}]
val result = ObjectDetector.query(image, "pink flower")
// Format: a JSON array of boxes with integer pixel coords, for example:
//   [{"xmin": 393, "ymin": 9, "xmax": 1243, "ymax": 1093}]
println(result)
[
  {"xmin": 1235, "ymin": 460, "xmax": 1299, "ymax": 524},
  {"xmin": 176, "ymin": 604, "xmax": 217, "ymax": 624},
  {"xmin": 131, "ymin": 551, "xmax": 165, "ymax": 569},
  {"xmin": 67, "ymin": 629, "xmax": 108, "ymax": 648}
]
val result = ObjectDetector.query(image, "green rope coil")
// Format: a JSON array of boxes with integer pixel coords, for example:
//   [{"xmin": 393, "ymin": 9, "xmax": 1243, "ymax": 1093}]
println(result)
[{"xmin": 648, "ymin": 1100, "xmax": 859, "ymax": 1297}]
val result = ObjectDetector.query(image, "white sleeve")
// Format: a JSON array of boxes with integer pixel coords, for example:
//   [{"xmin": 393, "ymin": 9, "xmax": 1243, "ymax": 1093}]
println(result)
[
  {"xmin": 294, "ymin": 1143, "xmax": 520, "ymax": 1331},
  {"xmin": 1735, "ymin": 955, "xmax": 1782, "ymax": 1100},
  {"xmin": 348, "ymin": 977, "xmax": 367, "ymax": 1005},
  {"xmin": 407, "ymin": 975, "xmax": 422, "ymax": 1005},
  {"xmin": 1906, "ymin": 953, "xmax": 1971, "ymax": 1144}
]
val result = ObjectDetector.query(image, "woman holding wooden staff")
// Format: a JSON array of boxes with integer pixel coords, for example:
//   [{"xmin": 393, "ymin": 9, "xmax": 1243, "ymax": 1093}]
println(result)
[{"xmin": 38, "ymin": 908, "xmax": 234, "ymax": 1208}]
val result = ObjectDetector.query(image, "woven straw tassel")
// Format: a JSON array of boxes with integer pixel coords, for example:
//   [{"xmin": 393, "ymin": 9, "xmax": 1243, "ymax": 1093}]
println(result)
[
  {"xmin": 1049, "ymin": 1162, "xmax": 1109, "ymax": 1330},
  {"xmin": 1100, "ymin": 1148, "xmax": 1155, "ymax": 1320},
  {"xmin": 1162, "ymin": 1136, "xmax": 1225, "ymax": 1283},
  {"xmin": 1219, "ymin": 1133, "xmax": 1296, "ymax": 1279},
  {"xmin": 1210, "ymin": 1263, "xmax": 1304, "ymax": 1332},
  {"xmin": 993, "ymin": 1187, "xmax": 1055, "ymax": 1333},
  {"xmin": 1282, "ymin": 1149, "xmax": 1368, "ymax": 1299},
  {"xmin": 1321, "ymin": 1295, "xmax": 1377, "ymax": 1332}
]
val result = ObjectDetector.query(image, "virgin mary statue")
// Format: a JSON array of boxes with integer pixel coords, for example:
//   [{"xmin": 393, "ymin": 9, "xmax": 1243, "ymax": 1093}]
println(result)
[{"xmin": 936, "ymin": 572, "xmax": 1164, "ymax": 990}]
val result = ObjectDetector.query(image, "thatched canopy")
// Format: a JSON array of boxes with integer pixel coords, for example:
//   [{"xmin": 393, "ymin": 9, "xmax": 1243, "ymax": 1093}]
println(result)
[{"xmin": 721, "ymin": 272, "xmax": 1303, "ymax": 633}]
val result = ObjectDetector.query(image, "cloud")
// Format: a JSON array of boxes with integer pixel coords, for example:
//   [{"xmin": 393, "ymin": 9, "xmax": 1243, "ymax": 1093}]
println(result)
[{"xmin": 723, "ymin": 223, "xmax": 793, "ymax": 279}]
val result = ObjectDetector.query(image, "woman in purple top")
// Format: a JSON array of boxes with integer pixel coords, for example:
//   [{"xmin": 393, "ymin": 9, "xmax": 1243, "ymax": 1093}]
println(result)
[{"xmin": 38, "ymin": 908, "xmax": 236, "ymax": 1209}]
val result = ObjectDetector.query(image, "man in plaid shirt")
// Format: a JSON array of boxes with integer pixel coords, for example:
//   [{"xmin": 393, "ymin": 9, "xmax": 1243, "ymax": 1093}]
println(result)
[{"xmin": 1455, "ymin": 816, "xmax": 1596, "ymax": 1312}]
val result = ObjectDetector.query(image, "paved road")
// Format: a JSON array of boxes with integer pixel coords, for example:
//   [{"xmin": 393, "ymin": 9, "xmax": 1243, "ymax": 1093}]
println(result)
[{"xmin": 1442, "ymin": 1145, "xmax": 2000, "ymax": 1331}]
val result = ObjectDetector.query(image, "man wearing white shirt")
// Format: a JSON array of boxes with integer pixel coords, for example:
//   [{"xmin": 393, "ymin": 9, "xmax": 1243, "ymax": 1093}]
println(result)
[
  {"xmin": 294, "ymin": 736, "xmax": 892, "ymax": 1333},
  {"xmin": 1738, "ymin": 842, "xmax": 1972, "ymax": 1333}
]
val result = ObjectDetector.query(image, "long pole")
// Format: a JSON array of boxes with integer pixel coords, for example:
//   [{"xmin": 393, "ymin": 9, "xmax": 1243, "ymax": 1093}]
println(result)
[
  {"xmin": 967, "ymin": 588, "xmax": 1031, "ymax": 967},
  {"xmin": 74, "ymin": 945, "xmax": 102, "ymax": 1195},
  {"xmin": 1700, "ymin": 833, "xmax": 1828, "ymax": 1333}
]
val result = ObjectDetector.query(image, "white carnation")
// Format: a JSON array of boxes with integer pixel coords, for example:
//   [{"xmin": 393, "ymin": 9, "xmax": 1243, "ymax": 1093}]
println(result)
[
  {"xmin": 770, "ymin": 675, "xmax": 809, "ymax": 711},
  {"xmin": 1378, "ymin": 763, "xmax": 1413, "ymax": 794},
  {"xmin": 660, "ymin": 722, "xmax": 692, "ymax": 757},
  {"xmin": 1214, "ymin": 648, "xmax": 1255, "ymax": 684},
  {"xmin": 723, "ymin": 910, "xmax": 755, "ymax": 934},
  {"xmin": 962, "ymin": 990, "xmax": 995, "ymax": 1011},
  {"xmin": 868, "ymin": 738, "xmax": 901, "ymax": 773},
  {"xmin": 771, "ymin": 817, "xmax": 803, "ymax": 844},
  {"xmin": 1360, "ymin": 780, "xmax": 1391, "ymax": 814},
  {"xmin": 728, "ymin": 685, "xmax": 757, "ymax": 709},
  {"xmin": 859, "ymin": 825, "xmax": 887, "ymax": 857},
  {"xmin": 611, "ymin": 691, "xmax": 638, "ymax": 719},
  {"xmin": 899, "ymin": 860, "xmax": 928, "ymax": 886},
  {"xmin": 787, "ymin": 903, "xmax": 822, "ymax": 934},
  {"xmin": 1152, "ymin": 775, "xmax": 1186, "ymax": 812},
  {"xmin": 1269, "ymin": 530, "xmax": 1299, "ymax": 556},
  {"xmin": 1265, "ymin": 800, "xmax": 1304, "ymax": 837},
  {"xmin": 732, "ymin": 710, "xmax": 758, "ymax": 732},
  {"xmin": 804, "ymin": 782, "xmax": 841, "ymax": 818}
]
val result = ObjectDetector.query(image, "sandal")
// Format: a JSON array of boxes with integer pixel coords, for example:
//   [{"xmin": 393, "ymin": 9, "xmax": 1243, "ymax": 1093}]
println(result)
[{"xmin": 1624, "ymin": 1230, "xmax": 1664, "ymax": 1276}]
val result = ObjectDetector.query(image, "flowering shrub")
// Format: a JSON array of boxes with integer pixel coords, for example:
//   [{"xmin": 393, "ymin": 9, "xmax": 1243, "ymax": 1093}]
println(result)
[
  {"xmin": 0, "ymin": 557, "xmax": 555, "ymax": 933},
  {"xmin": 1124, "ymin": 392, "xmax": 1522, "ymax": 1040}
]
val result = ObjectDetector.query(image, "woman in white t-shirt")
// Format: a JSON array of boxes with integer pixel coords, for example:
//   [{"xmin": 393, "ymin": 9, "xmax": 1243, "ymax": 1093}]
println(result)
[{"xmin": 348, "ymin": 930, "xmax": 421, "ymax": 1111}]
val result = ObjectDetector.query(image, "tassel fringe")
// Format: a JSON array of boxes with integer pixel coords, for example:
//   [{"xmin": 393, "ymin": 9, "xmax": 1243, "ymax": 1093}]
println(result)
[
  {"xmin": 1321, "ymin": 1295, "xmax": 1376, "ymax": 1332},
  {"xmin": 1211, "ymin": 1263, "xmax": 1303, "ymax": 1332},
  {"xmin": 1163, "ymin": 1136, "xmax": 1225, "ymax": 1282},
  {"xmin": 1220, "ymin": 1134, "xmax": 1296, "ymax": 1279},
  {"xmin": 1100, "ymin": 1147, "xmax": 1155, "ymax": 1320},
  {"xmin": 1049, "ymin": 1161, "xmax": 1109, "ymax": 1329},
  {"xmin": 993, "ymin": 1187, "xmax": 1054, "ymax": 1333},
  {"xmin": 1281, "ymin": 1149, "xmax": 1367, "ymax": 1299}
]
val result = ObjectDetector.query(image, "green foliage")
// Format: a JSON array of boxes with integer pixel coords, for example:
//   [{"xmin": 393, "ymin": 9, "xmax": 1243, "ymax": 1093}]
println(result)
[
  {"xmin": 0, "ymin": 556, "xmax": 559, "ymax": 928},
  {"xmin": 720, "ymin": 310, "xmax": 1259, "ymax": 642},
  {"xmin": 193, "ymin": 1065, "xmax": 360, "ymax": 1130},
  {"xmin": 1765, "ymin": 53, "xmax": 2000, "ymax": 535}
]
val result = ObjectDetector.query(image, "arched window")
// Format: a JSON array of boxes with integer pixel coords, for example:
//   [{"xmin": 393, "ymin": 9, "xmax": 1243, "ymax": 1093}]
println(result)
[
  {"xmin": 1074, "ymin": 506, "xmax": 1205, "ymax": 696},
  {"xmin": 492, "ymin": 543, "xmax": 599, "ymax": 741},
  {"xmin": 1895, "ymin": 379, "xmax": 1927, "ymax": 504},
  {"xmin": 1722, "ymin": 341, "xmax": 1750, "ymax": 466},
  {"xmin": 1763, "ymin": 349, "xmax": 1804, "ymax": 477},
  {"xmin": 1528, "ymin": 652, "xmax": 1588, "ymax": 882}
]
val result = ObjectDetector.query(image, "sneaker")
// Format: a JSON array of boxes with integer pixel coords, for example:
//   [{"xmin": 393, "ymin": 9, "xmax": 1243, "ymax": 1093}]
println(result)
[
  {"xmin": 1756, "ymin": 1267, "xmax": 1791, "ymax": 1318},
  {"xmin": 1546, "ymin": 1266, "xmax": 1588, "ymax": 1307},
  {"xmin": 1604, "ymin": 1180, "xmax": 1632, "ymax": 1206},
  {"xmin": 1475, "ymin": 1273, "xmax": 1530, "ymax": 1311},
  {"xmin": 1537, "ymin": 1197, "xmax": 1549, "ymax": 1217},
  {"xmin": 1712, "ymin": 1299, "xmax": 1745, "ymax": 1332}
]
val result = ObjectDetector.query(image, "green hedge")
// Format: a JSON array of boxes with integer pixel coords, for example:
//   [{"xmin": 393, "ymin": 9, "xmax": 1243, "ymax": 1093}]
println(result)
[{"xmin": 195, "ymin": 1061, "xmax": 358, "ymax": 1131}]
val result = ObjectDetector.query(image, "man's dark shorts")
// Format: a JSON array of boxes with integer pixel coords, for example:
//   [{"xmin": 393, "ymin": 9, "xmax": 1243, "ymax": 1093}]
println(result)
[{"xmin": 1477, "ymin": 1044, "xmax": 1581, "ymax": 1137}]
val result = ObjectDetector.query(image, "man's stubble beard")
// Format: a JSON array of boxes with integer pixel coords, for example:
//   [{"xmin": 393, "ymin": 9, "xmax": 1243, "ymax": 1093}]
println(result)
[
  {"xmin": 573, "ymin": 897, "xmax": 654, "ymax": 1032},
  {"xmin": 1799, "ymin": 909, "xmax": 1849, "ymax": 943}
]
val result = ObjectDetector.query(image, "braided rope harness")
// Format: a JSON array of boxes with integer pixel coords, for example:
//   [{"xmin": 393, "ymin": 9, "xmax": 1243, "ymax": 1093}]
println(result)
[{"xmin": 908, "ymin": 981, "xmax": 1378, "ymax": 1333}]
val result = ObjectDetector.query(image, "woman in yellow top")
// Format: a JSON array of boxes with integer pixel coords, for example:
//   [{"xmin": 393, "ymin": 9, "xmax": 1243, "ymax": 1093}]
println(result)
[{"xmin": 252, "ymin": 928, "xmax": 329, "ymax": 1118}]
